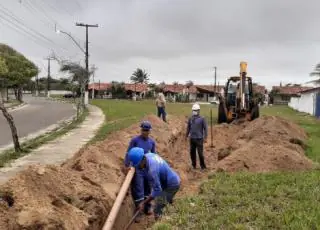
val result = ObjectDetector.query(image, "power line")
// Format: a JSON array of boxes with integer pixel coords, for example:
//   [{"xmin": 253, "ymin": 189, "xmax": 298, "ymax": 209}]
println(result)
[
  {"xmin": 22, "ymin": 0, "xmax": 55, "ymax": 29},
  {"xmin": 40, "ymin": 0, "xmax": 71, "ymax": 17},
  {"xmin": 29, "ymin": 0, "xmax": 84, "ymax": 44},
  {"xmin": 0, "ymin": 14, "xmax": 55, "ymax": 50},
  {"xmin": 0, "ymin": 3, "xmax": 58, "ymax": 46},
  {"xmin": 0, "ymin": 2, "xmax": 73, "ymax": 55},
  {"xmin": 0, "ymin": 16, "xmax": 50, "ymax": 50}
]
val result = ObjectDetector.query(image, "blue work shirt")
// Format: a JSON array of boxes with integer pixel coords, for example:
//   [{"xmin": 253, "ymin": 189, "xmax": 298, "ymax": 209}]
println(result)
[
  {"xmin": 186, "ymin": 115, "xmax": 208, "ymax": 139},
  {"xmin": 145, "ymin": 153, "xmax": 180, "ymax": 198},
  {"xmin": 124, "ymin": 135, "xmax": 156, "ymax": 166}
]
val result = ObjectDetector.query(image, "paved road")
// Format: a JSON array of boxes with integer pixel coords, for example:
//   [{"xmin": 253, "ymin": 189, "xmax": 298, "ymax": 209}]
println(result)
[{"xmin": 0, "ymin": 95, "xmax": 75, "ymax": 147}]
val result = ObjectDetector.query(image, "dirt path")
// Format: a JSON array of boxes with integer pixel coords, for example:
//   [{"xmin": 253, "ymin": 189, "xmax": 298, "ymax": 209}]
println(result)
[{"xmin": 0, "ymin": 114, "xmax": 316, "ymax": 230}]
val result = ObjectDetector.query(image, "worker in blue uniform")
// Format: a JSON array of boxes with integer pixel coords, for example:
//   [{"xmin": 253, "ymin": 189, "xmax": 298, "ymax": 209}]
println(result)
[
  {"xmin": 127, "ymin": 147, "xmax": 181, "ymax": 220},
  {"xmin": 123, "ymin": 121, "xmax": 156, "ymax": 222}
]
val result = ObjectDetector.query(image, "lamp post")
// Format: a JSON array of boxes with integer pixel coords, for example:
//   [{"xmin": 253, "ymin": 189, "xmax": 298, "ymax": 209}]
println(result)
[{"xmin": 56, "ymin": 27, "xmax": 91, "ymax": 106}]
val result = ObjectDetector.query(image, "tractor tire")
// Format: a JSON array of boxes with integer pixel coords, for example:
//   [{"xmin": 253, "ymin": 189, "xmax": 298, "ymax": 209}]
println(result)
[
  {"xmin": 218, "ymin": 103, "xmax": 227, "ymax": 124},
  {"xmin": 251, "ymin": 105, "xmax": 260, "ymax": 120}
]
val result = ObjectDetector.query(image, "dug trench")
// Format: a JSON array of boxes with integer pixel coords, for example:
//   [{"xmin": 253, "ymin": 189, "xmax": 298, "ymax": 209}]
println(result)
[{"xmin": 0, "ymin": 114, "xmax": 317, "ymax": 230}]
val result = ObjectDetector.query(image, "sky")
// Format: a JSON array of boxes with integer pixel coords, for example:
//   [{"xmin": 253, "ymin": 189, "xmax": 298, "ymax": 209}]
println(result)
[{"xmin": 0, "ymin": 0, "xmax": 320, "ymax": 89}]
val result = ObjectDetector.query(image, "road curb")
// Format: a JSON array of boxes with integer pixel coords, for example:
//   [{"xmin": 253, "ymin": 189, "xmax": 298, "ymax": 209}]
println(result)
[
  {"xmin": 6, "ymin": 102, "xmax": 28, "ymax": 112},
  {"xmin": 0, "ymin": 105, "xmax": 80, "ymax": 153}
]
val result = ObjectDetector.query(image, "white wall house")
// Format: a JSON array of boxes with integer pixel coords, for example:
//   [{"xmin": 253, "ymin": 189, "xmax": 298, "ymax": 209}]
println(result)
[{"xmin": 289, "ymin": 87, "xmax": 320, "ymax": 116}]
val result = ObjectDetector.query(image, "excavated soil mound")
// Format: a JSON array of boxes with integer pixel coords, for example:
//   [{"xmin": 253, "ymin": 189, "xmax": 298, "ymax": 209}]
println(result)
[
  {"xmin": 0, "ymin": 114, "xmax": 315, "ymax": 230},
  {"xmin": 0, "ymin": 115, "xmax": 188, "ymax": 230},
  {"xmin": 214, "ymin": 116, "xmax": 315, "ymax": 172}
]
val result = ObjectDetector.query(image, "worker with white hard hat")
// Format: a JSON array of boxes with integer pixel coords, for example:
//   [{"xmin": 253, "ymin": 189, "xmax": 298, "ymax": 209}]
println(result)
[{"xmin": 186, "ymin": 103, "xmax": 208, "ymax": 170}]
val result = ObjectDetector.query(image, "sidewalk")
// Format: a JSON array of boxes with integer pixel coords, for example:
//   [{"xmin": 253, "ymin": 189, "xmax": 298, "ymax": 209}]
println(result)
[{"xmin": 0, "ymin": 104, "xmax": 105, "ymax": 185}]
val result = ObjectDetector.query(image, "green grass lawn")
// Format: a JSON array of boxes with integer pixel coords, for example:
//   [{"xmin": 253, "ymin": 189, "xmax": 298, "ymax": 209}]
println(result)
[{"xmin": 90, "ymin": 100, "xmax": 320, "ymax": 230}]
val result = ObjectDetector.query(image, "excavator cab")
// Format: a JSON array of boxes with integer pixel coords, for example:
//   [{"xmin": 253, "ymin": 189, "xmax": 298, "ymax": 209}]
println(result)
[{"xmin": 217, "ymin": 62, "xmax": 259, "ymax": 124}]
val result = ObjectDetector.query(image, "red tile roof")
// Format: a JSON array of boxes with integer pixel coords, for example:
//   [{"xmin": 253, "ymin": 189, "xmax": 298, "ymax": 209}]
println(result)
[
  {"xmin": 88, "ymin": 83, "xmax": 148, "ymax": 92},
  {"xmin": 300, "ymin": 87, "xmax": 320, "ymax": 94},
  {"xmin": 253, "ymin": 85, "xmax": 267, "ymax": 94},
  {"xmin": 162, "ymin": 84, "xmax": 185, "ymax": 93},
  {"xmin": 124, "ymin": 83, "xmax": 148, "ymax": 93},
  {"xmin": 272, "ymin": 86, "xmax": 313, "ymax": 95},
  {"xmin": 195, "ymin": 85, "xmax": 224, "ymax": 93},
  {"xmin": 88, "ymin": 83, "xmax": 111, "ymax": 90}
]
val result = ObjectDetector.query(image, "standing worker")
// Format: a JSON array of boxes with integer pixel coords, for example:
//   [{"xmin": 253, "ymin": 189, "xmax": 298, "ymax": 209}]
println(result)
[
  {"xmin": 156, "ymin": 91, "xmax": 167, "ymax": 122},
  {"xmin": 186, "ymin": 103, "xmax": 208, "ymax": 170},
  {"xmin": 123, "ymin": 121, "xmax": 156, "ymax": 222},
  {"xmin": 127, "ymin": 147, "xmax": 180, "ymax": 220}
]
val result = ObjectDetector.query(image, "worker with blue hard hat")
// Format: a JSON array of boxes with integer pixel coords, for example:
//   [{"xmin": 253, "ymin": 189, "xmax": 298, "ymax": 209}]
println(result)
[
  {"xmin": 127, "ymin": 147, "xmax": 180, "ymax": 220},
  {"xmin": 123, "ymin": 121, "xmax": 156, "ymax": 222}
]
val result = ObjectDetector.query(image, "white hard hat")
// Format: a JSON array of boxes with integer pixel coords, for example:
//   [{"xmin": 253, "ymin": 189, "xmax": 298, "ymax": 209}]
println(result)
[{"xmin": 192, "ymin": 103, "xmax": 200, "ymax": 111}]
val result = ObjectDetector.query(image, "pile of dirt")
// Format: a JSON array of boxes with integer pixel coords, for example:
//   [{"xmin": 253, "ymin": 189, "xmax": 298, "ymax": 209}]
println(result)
[
  {"xmin": 0, "ymin": 114, "xmax": 315, "ymax": 230},
  {"xmin": 0, "ymin": 115, "xmax": 186, "ymax": 230},
  {"xmin": 214, "ymin": 116, "xmax": 315, "ymax": 172}
]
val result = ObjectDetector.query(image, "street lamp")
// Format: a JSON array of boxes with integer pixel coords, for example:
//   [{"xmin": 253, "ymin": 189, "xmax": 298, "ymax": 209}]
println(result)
[
  {"xmin": 56, "ymin": 29, "xmax": 85, "ymax": 54},
  {"xmin": 56, "ymin": 26, "xmax": 89, "ymax": 107}
]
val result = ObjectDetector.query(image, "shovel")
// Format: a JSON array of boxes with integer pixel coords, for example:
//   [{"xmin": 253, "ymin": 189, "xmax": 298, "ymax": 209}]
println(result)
[{"xmin": 124, "ymin": 209, "xmax": 141, "ymax": 230}]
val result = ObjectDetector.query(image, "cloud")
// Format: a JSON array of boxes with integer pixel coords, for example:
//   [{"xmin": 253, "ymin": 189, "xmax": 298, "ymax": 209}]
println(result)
[{"xmin": 1, "ymin": 0, "xmax": 320, "ymax": 87}]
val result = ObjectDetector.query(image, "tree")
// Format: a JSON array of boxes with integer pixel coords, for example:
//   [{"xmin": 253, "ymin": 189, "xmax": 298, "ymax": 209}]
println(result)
[
  {"xmin": 130, "ymin": 68, "xmax": 149, "ymax": 84},
  {"xmin": 310, "ymin": 64, "xmax": 320, "ymax": 85},
  {"xmin": 111, "ymin": 81, "xmax": 126, "ymax": 98},
  {"xmin": 0, "ymin": 57, "xmax": 21, "ymax": 152},
  {"xmin": 0, "ymin": 44, "xmax": 39, "ymax": 102},
  {"xmin": 60, "ymin": 61, "xmax": 91, "ymax": 110},
  {"xmin": 130, "ymin": 68, "xmax": 149, "ymax": 95},
  {"xmin": 185, "ymin": 80, "xmax": 194, "ymax": 102},
  {"xmin": 185, "ymin": 80, "xmax": 194, "ymax": 88}
]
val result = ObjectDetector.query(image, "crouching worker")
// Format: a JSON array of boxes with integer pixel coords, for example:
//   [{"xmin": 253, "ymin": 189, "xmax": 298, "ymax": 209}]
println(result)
[
  {"xmin": 123, "ymin": 121, "xmax": 156, "ymax": 222},
  {"xmin": 127, "ymin": 147, "xmax": 180, "ymax": 220}
]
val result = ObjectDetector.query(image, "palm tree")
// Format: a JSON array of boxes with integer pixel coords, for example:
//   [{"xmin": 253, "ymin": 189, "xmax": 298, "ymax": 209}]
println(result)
[
  {"xmin": 185, "ymin": 80, "xmax": 194, "ymax": 88},
  {"xmin": 60, "ymin": 61, "xmax": 91, "ymax": 110},
  {"xmin": 310, "ymin": 63, "xmax": 320, "ymax": 85},
  {"xmin": 130, "ymin": 68, "xmax": 149, "ymax": 95},
  {"xmin": 185, "ymin": 80, "xmax": 194, "ymax": 102}
]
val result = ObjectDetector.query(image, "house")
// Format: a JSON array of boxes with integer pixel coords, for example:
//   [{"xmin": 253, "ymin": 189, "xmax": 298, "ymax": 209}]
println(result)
[
  {"xmin": 88, "ymin": 83, "xmax": 148, "ymax": 99},
  {"xmin": 271, "ymin": 86, "xmax": 313, "ymax": 105},
  {"xmin": 162, "ymin": 84, "xmax": 224, "ymax": 102},
  {"xmin": 124, "ymin": 83, "xmax": 148, "ymax": 98},
  {"xmin": 88, "ymin": 83, "xmax": 112, "ymax": 98},
  {"xmin": 289, "ymin": 87, "xmax": 320, "ymax": 117}
]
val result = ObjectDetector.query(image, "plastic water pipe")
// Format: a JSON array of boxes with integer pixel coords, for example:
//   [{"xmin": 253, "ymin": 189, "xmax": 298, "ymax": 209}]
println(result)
[{"xmin": 102, "ymin": 167, "xmax": 135, "ymax": 230}]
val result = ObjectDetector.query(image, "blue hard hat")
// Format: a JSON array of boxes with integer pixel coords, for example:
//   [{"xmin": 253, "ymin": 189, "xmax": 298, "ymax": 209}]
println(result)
[
  {"xmin": 128, "ymin": 147, "xmax": 145, "ymax": 167},
  {"xmin": 140, "ymin": 121, "xmax": 152, "ymax": 131}
]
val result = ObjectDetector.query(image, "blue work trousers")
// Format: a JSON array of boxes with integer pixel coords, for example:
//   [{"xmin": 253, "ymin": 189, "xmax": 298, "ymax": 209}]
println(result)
[
  {"xmin": 157, "ymin": 107, "xmax": 167, "ymax": 122},
  {"xmin": 131, "ymin": 168, "xmax": 151, "ymax": 212},
  {"xmin": 154, "ymin": 185, "xmax": 180, "ymax": 217}
]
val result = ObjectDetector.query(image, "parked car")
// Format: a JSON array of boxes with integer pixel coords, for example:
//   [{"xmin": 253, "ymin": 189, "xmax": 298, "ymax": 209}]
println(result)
[{"xmin": 63, "ymin": 93, "xmax": 74, "ymax": 98}]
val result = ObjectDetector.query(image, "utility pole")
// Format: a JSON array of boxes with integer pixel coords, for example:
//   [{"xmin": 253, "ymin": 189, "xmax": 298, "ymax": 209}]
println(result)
[
  {"xmin": 35, "ymin": 74, "xmax": 39, "ymax": 96},
  {"xmin": 214, "ymin": 66, "xmax": 217, "ymax": 97},
  {"xmin": 76, "ymin": 22, "xmax": 99, "ymax": 106},
  {"xmin": 91, "ymin": 65, "xmax": 97, "ymax": 99},
  {"xmin": 44, "ymin": 56, "xmax": 54, "ymax": 98}
]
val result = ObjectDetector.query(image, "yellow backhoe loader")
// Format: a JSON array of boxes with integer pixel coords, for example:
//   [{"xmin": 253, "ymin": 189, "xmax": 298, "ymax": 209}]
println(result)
[{"xmin": 217, "ymin": 62, "xmax": 260, "ymax": 124}]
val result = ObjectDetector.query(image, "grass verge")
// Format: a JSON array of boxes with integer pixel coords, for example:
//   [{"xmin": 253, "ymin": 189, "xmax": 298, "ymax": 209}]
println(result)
[
  {"xmin": 154, "ymin": 171, "xmax": 320, "ymax": 230},
  {"xmin": 0, "ymin": 108, "xmax": 88, "ymax": 167},
  {"xmin": 88, "ymin": 101, "xmax": 320, "ymax": 229},
  {"xmin": 90, "ymin": 99, "xmax": 214, "ymax": 143},
  {"xmin": 152, "ymin": 105, "xmax": 320, "ymax": 230}
]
